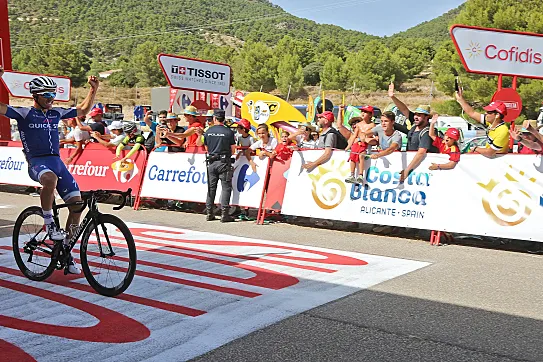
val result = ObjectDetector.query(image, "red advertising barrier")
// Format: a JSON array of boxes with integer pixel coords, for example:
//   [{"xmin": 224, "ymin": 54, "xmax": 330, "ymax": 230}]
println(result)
[
  {"xmin": 59, "ymin": 146, "xmax": 147, "ymax": 194},
  {"xmin": 263, "ymin": 158, "xmax": 291, "ymax": 211}
]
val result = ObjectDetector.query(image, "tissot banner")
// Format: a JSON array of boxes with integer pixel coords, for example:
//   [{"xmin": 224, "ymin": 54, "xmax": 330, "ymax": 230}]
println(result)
[{"xmin": 158, "ymin": 54, "xmax": 231, "ymax": 94}]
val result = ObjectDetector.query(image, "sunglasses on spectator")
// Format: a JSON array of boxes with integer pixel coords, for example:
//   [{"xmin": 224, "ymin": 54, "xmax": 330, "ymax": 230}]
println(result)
[
  {"xmin": 487, "ymin": 111, "xmax": 498, "ymax": 114},
  {"xmin": 38, "ymin": 92, "xmax": 57, "ymax": 99}
]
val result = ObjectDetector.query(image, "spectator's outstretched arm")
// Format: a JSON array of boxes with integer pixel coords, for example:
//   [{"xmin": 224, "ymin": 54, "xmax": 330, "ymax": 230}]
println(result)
[
  {"xmin": 388, "ymin": 83, "xmax": 410, "ymax": 118},
  {"xmin": 455, "ymin": 90, "xmax": 483, "ymax": 123},
  {"xmin": 428, "ymin": 114, "xmax": 438, "ymax": 141},
  {"xmin": 115, "ymin": 142, "xmax": 125, "ymax": 158},
  {"xmin": 522, "ymin": 120, "xmax": 543, "ymax": 144},
  {"xmin": 165, "ymin": 133, "xmax": 184, "ymax": 147},
  {"xmin": 65, "ymin": 140, "xmax": 84, "ymax": 165},
  {"xmin": 76, "ymin": 76, "xmax": 99, "ymax": 117},
  {"xmin": 246, "ymin": 148, "xmax": 257, "ymax": 172},
  {"xmin": 429, "ymin": 161, "xmax": 457, "ymax": 170},
  {"xmin": 60, "ymin": 138, "xmax": 75, "ymax": 145},
  {"xmin": 371, "ymin": 142, "xmax": 399, "ymax": 159},
  {"xmin": 472, "ymin": 145, "xmax": 497, "ymax": 158},
  {"xmin": 91, "ymin": 133, "xmax": 115, "ymax": 148},
  {"xmin": 346, "ymin": 126, "xmax": 360, "ymax": 151},
  {"xmin": 121, "ymin": 143, "xmax": 141, "ymax": 161},
  {"xmin": 400, "ymin": 148, "xmax": 427, "ymax": 182},
  {"xmin": 143, "ymin": 111, "xmax": 153, "ymax": 127},
  {"xmin": 302, "ymin": 148, "xmax": 332, "ymax": 170},
  {"xmin": 288, "ymin": 129, "xmax": 303, "ymax": 142},
  {"xmin": 336, "ymin": 105, "xmax": 352, "ymax": 140},
  {"xmin": 75, "ymin": 117, "xmax": 93, "ymax": 132}
]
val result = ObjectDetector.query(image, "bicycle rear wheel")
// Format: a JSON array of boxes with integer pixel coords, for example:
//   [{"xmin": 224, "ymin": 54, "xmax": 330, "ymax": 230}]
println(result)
[
  {"xmin": 79, "ymin": 214, "xmax": 136, "ymax": 297},
  {"xmin": 12, "ymin": 206, "xmax": 57, "ymax": 281}
]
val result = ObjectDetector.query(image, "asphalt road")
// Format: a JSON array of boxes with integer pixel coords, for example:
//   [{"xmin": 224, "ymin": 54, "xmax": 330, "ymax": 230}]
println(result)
[{"xmin": 0, "ymin": 187, "xmax": 542, "ymax": 362}]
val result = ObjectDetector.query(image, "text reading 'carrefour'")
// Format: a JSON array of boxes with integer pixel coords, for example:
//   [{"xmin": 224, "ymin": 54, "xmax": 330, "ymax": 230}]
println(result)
[{"xmin": 148, "ymin": 165, "xmax": 207, "ymax": 184}]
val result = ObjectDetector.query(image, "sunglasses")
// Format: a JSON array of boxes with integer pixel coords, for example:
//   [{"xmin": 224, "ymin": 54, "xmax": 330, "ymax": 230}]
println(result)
[
  {"xmin": 38, "ymin": 92, "xmax": 57, "ymax": 99},
  {"xmin": 487, "ymin": 111, "xmax": 498, "ymax": 115}
]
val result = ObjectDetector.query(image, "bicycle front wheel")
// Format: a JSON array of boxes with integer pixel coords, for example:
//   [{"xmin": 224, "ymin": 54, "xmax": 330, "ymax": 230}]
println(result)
[
  {"xmin": 12, "ymin": 206, "xmax": 57, "ymax": 281},
  {"xmin": 79, "ymin": 214, "xmax": 136, "ymax": 297}
]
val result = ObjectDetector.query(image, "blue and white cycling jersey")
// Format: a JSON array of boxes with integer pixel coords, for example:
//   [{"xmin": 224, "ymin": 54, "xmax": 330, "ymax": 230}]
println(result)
[{"xmin": 5, "ymin": 106, "xmax": 77, "ymax": 159}]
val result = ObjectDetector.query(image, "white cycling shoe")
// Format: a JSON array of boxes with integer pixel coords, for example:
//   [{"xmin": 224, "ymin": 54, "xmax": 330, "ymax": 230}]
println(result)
[{"xmin": 67, "ymin": 254, "xmax": 81, "ymax": 275}]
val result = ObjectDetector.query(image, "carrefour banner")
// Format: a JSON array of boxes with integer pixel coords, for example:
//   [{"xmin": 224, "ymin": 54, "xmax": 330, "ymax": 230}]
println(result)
[
  {"xmin": 140, "ymin": 152, "xmax": 269, "ymax": 208},
  {"xmin": 0, "ymin": 146, "xmax": 146, "ymax": 193},
  {"xmin": 282, "ymin": 150, "xmax": 543, "ymax": 243},
  {"xmin": 0, "ymin": 146, "xmax": 40, "ymax": 187}
]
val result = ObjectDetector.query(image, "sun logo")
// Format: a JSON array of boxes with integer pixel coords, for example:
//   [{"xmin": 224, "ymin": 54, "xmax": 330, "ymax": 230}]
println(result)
[
  {"xmin": 477, "ymin": 165, "xmax": 537, "ymax": 226},
  {"xmin": 308, "ymin": 160, "xmax": 350, "ymax": 210},
  {"xmin": 466, "ymin": 41, "xmax": 482, "ymax": 58}
]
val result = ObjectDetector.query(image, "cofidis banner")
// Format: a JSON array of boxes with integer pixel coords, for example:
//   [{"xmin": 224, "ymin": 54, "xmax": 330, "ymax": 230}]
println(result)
[
  {"xmin": 451, "ymin": 24, "xmax": 543, "ymax": 79},
  {"xmin": 140, "ymin": 152, "xmax": 269, "ymax": 208},
  {"xmin": 281, "ymin": 150, "xmax": 543, "ymax": 242}
]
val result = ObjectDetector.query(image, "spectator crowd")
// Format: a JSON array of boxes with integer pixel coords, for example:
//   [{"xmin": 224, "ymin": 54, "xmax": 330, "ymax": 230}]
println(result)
[{"xmin": 31, "ymin": 84, "xmax": 542, "ymax": 227}]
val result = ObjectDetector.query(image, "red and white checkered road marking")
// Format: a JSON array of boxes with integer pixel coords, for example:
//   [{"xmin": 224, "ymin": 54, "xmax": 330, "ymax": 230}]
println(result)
[{"xmin": 0, "ymin": 223, "xmax": 429, "ymax": 361}]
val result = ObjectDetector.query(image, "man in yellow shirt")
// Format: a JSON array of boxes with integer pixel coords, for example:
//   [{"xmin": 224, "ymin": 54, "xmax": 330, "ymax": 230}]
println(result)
[{"xmin": 455, "ymin": 90, "xmax": 509, "ymax": 157}]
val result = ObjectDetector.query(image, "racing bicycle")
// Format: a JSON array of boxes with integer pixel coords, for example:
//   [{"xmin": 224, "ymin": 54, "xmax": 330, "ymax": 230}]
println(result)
[{"xmin": 12, "ymin": 189, "xmax": 136, "ymax": 297}]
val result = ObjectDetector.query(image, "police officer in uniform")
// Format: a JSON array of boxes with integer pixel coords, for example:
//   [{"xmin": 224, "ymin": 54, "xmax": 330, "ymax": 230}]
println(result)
[{"xmin": 203, "ymin": 109, "xmax": 236, "ymax": 222}]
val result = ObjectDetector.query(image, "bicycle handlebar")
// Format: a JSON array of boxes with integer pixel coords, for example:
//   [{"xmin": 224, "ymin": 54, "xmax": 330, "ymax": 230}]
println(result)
[{"xmin": 80, "ymin": 188, "xmax": 132, "ymax": 210}]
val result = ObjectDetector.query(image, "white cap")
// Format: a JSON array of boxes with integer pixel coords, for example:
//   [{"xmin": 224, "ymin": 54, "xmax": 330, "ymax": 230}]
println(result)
[{"xmin": 108, "ymin": 121, "xmax": 123, "ymax": 131}]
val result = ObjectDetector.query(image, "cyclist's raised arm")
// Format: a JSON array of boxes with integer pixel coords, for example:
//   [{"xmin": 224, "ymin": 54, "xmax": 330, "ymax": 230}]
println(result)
[{"xmin": 76, "ymin": 76, "xmax": 99, "ymax": 118}]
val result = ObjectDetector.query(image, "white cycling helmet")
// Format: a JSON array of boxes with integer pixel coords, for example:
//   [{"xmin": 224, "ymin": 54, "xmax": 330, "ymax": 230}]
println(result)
[
  {"xmin": 29, "ymin": 76, "xmax": 57, "ymax": 94},
  {"xmin": 122, "ymin": 122, "xmax": 137, "ymax": 134}
]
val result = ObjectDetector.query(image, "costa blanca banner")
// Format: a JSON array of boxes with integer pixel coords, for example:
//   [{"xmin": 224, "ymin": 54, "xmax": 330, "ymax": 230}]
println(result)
[
  {"xmin": 158, "ymin": 54, "xmax": 231, "ymax": 95},
  {"xmin": 450, "ymin": 24, "xmax": 543, "ymax": 79},
  {"xmin": 0, "ymin": 70, "xmax": 71, "ymax": 101},
  {"xmin": 281, "ymin": 150, "xmax": 543, "ymax": 243},
  {"xmin": 140, "ymin": 152, "xmax": 269, "ymax": 208}
]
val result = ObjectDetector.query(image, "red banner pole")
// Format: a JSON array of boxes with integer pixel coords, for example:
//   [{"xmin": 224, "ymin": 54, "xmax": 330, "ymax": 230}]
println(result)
[
  {"xmin": 0, "ymin": 0, "xmax": 12, "ymax": 141},
  {"xmin": 133, "ymin": 148, "xmax": 150, "ymax": 210},
  {"xmin": 497, "ymin": 74, "xmax": 503, "ymax": 91}
]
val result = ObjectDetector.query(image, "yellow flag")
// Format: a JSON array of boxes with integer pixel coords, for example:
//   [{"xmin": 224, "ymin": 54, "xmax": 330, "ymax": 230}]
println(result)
[{"xmin": 306, "ymin": 95, "xmax": 314, "ymax": 121}]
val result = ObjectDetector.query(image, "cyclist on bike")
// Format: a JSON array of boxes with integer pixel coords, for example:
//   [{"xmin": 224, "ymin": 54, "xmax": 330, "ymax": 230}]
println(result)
[{"xmin": 0, "ymin": 67, "xmax": 99, "ymax": 274}]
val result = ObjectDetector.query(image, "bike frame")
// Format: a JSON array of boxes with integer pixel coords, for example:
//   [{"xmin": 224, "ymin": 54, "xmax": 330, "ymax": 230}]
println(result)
[{"xmin": 51, "ymin": 194, "xmax": 117, "ymax": 264}]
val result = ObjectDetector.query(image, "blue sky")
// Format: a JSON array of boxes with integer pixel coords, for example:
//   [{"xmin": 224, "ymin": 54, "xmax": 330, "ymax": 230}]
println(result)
[{"xmin": 269, "ymin": 0, "xmax": 466, "ymax": 37}]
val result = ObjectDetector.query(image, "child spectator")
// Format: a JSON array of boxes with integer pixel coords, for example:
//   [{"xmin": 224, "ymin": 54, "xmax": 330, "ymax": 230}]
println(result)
[
  {"xmin": 428, "ymin": 114, "xmax": 461, "ymax": 170},
  {"xmin": 247, "ymin": 124, "xmax": 277, "ymax": 172},
  {"xmin": 345, "ymin": 113, "xmax": 375, "ymax": 184},
  {"xmin": 235, "ymin": 118, "xmax": 254, "ymax": 148},
  {"xmin": 273, "ymin": 131, "xmax": 296, "ymax": 161},
  {"xmin": 234, "ymin": 118, "xmax": 255, "ymax": 162}
]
